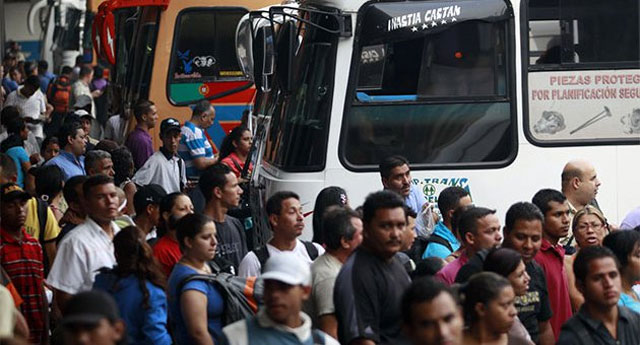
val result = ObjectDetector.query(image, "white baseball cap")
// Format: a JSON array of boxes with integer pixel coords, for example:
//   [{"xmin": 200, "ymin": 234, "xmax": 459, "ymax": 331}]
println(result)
[{"xmin": 261, "ymin": 252, "xmax": 312, "ymax": 286}]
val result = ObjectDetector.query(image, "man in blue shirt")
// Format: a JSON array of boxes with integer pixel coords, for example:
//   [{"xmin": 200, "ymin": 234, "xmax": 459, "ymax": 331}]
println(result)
[
  {"xmin": 423, "ymin": 187, "xmax": 472, "ymax": 259},
  {"xmin": 379, "ymin": 155, "xmax": 426, "ymax": 216},
  {"xmin": 45, "ymin": 121, "xmax": 86, "ymax": 181},
  {"xmin": 178, "ymin": 99, "xmax": 217, "ymax": 180},
  {"xmin": 37, "ymin": 60, "xmax": 55, "ymax": 93}
]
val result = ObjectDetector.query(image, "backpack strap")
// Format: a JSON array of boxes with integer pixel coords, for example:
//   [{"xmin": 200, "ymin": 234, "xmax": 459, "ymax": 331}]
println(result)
[
  {"xmin": 36, "ymin": 198, "xmax": 48, "ymax": 244},
  {"xmin": 254, "ymin": 246, "xmax": 270, "ymax": 270},
  {"xmin": 426, "ymin": 234, "xmax": 453, "ymax": 252},
  {"xmin": 302, "ymin": 241, "xmax": 319, "ymax": 260},
  {"xmin": 311, "ymin": 329, "xmax": 326, "ymax": 345}
]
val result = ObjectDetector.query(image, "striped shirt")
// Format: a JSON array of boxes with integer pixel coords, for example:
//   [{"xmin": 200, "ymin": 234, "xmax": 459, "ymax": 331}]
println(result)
[
  {"xmin": 178, "ymin": 121, "xmax": 214, "ymax": 179},
  {"xmin": 0, "ymin": 228, "xmax": 46, "ymax": 344}
]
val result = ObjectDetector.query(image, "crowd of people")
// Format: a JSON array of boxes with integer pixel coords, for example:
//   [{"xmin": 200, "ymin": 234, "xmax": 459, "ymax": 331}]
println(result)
[{"xmin": 1, "ymin": 52, "xmax": 640, "ymax": 345}]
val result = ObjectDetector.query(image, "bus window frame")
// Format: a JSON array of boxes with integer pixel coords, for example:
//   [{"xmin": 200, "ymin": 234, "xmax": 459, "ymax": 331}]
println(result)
[
  {"xmin": 337, "ymin": 0, "xmax": 519, "ymax": 172},
  {"xmin": 166, "ymin": 6, "xmax": 253, "ymax": 106},
  {"xmin": 262, "ymin": 9, "xmax": 341, "ymax": 173},
  {"xmin": 521, "ymin": 0, "xmax": 640, "ymax": 148}
]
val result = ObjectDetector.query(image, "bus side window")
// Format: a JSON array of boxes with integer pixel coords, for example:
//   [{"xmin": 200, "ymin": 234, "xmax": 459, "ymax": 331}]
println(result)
[
  {"xmin": 167, "ymin": 8, "xmax": 247, "ymax": 105},
  {"xmin": 529, "ymin": 0, "xmax": 639, "ymax": 66}
]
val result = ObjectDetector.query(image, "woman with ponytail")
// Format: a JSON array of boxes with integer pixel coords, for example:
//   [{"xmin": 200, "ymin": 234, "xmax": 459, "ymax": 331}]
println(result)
[
  {"xmin": 461, "ymin": 272, "xmax": 533, "ymax": 345},
  {"xmin": 94, "ymin": 226, "xmax": 172, "ymax": 345}
]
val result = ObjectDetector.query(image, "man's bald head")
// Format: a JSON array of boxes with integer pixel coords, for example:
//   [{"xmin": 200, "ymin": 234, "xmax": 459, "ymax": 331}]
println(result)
[{"xmin": 561, "ymin": 160, "xmax": 601, "ymax": 207}]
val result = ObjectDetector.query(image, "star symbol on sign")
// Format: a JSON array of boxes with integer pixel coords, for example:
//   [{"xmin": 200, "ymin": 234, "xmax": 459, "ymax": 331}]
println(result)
[
  {"xmin": 422, "ymin": 23, "xmax": 429, "ymax": 30},
  {"xmin": 451, "ymin": 17, "xmax": 457, "ymax": 22},
  {"xmin": 441, "ymin": 19, "xmax": 447, "ymax": 25},
  {"xmin": 107, "ymin": 28, "xmax": 114, "ymax": 54},
  {"xmin": 431, "ymin": 21, "xmax": 438, "ymax": 27},
  {"xmin": 411, "ymin": 26, "xmax": 418, "ymax": 32}
]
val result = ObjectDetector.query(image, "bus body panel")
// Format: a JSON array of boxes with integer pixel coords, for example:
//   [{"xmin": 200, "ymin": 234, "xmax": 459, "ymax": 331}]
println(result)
[
  {"xmin": 250, "ymin": 0, "xmax": 640, "ymax": 241},
  {"xmin": 125, "ymin": 0, "xmax": 277, "ymax": 149}
]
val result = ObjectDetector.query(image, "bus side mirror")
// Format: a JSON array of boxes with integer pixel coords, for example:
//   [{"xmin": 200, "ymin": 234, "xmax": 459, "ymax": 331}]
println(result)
[{"xmin": 253, "ymin": 26, "xmax": 275, "ymax": 92}]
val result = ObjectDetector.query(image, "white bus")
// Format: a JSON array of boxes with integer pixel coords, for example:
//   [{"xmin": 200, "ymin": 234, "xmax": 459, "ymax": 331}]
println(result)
[{"xmin": 237, "ymin": 0, "xmax": 640, "ymax": 241}]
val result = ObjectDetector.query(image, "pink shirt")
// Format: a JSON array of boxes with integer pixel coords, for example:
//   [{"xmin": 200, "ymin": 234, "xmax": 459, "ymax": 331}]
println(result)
[{"xmin": 435, "ymin": 252, "xmax": 469, "ymax": 285}]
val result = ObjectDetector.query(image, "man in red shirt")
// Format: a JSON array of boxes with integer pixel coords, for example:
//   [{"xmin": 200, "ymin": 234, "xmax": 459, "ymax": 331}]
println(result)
[
  {"xmin": 532, "ymin": 189, "xmax": 573, "ymax": 341},
  {"xmin": 0, "ymin": 183, "xmax": 48, "ymax": 344}
]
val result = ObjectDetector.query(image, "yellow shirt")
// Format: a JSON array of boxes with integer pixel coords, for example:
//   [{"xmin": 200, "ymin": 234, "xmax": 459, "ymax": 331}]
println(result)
[{"xmin": 24, "ymin": 197, "xmax": 61, "ymax": 242}]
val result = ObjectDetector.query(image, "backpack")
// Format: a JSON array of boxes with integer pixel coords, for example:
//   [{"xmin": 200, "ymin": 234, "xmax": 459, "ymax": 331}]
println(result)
[
  {"xmin": 46, "ymin": 75, "xmax": 71, "ymax": 113},
  {"xmin": 254, "ymin": 241, "xmax": 319, "ymax": 272},
  {"xmin": 177, "ymin": 271, "xmax": 263, "ymax": 326},
  {"xmin": 35, "ymin": 198, "xmax": 51, "ymax": 273},
  {"xmin": 407, "ymin": 234, "xmax": 453, "ymax": 262}
]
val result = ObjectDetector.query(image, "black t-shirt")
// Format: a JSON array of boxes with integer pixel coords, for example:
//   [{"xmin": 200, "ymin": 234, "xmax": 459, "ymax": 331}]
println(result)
[
  {"xmin": 214, "ymin": 216, "xmax": 248, "ymax": 271},
  {"xmin": 334, "ymin": 247, "xmax": 411, "ymax": 345},
  {"xmin": 516, "ymin": 261, "xmax": 553, "ymax": 344}
]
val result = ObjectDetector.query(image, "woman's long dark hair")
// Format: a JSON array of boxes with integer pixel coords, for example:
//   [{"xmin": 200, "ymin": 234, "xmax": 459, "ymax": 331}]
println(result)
[
  {"xmin": 112, "ymin": 226, "xmax": 167, "ymax": 309},
  {"xmin": 219, "ymin": 125, "xmax": 249, "ymax": 160},
  {"xmin": 34, "ymin": 165, "xmax": 64, "ymax": 203},
  {"xmin": 0, "ymin": 118, "xmax": 25, "ymax": 152},
  {"xmin": 312, "ymin": 186, "xmax": 348, "ymax": 244},
  {"xmin": 157, "ymin": 192, "xmax": 187, "ymax": 237},
  {"xmin": 483, "ymin": 247, "xmax": 523, "ymax": 278},
  {"xmin": 461, "ymin": 272, "xmax": 511, "ymax": 325}
]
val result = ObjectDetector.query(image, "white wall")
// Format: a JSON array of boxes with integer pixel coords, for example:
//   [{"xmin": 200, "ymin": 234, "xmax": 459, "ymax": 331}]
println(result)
[{"xmin": 4, "ymin": 1, "xmax": 43, "ymax": 41}]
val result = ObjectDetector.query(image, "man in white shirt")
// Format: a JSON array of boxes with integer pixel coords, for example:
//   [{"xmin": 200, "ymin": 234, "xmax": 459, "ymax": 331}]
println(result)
[
  {"xmin": 222, "ymin": 252, "xmax": 340, "ymax": 345},
  {"xmin": 132, "ymin": 118, "xmax": 187, "ymax": 193},
  {"xmin": 47, "ymin": 174, "xmax": 120, "ymax": 309},
  {"xmin": 238, "ymin": 191, "xmax": 324, "ymax": 277},
  {"xmin": 70, "ymin": 66, "xmax": 102, "ymax": 120},
  {"xmin": 4, "ymin": 75, "xmax": 50, "ymax": 141}
]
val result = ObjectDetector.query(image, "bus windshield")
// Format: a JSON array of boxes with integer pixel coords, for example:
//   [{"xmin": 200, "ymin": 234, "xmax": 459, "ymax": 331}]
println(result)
[
  {"xmin": 341, "ymin": 0, "xmax": 516, "ymax": 169},
  {"xmin": 263, "ymin": 10, "xmax": 339, "ymax": 172}
]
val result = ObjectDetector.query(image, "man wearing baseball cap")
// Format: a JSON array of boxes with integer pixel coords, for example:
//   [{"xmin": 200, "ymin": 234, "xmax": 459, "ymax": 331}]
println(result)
[
  {"xmin": 132, "ymin": 183, "xmax": 167, "ymax": 241},
  {"xmin": 133, "ymin": 117, "xmax": 186, "ymax": 194},
  {"xmin": 0, "ymin": 183, "xmax": 48, "ymax": 344},
  {"xmin": 74, "ymin": 95, "xmax": 100, "ymax": 150},
  {"xmin": 221, "ymin": 252, "xmax": 339, "ymax": 345},
  {"xmin": 61, "ymin": 290, "xmax": 126, "ymax": 345}
]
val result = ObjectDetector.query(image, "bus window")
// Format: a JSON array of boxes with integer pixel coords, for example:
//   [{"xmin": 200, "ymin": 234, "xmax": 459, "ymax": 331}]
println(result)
[
  {"xmin": 123, "ymin": 7, "xmax": 160, "ymax": 103},
  {"xmin": 341, "ymin": 0, "xmax": 515, "ymax": 169},
  {"xmin": 529, "ymin": 0, "xmax": 639, "ymax": 66},
  {"xmin": 526, "ymin": 0, "xmax": 640, "ymax": 145},
  {"xmin": 262, "ymin": 12, "xmax": 339, "ymax": 172},
  {"xmin": 168, "ymin": 8, "xmax": 247, "ymax": 104}
]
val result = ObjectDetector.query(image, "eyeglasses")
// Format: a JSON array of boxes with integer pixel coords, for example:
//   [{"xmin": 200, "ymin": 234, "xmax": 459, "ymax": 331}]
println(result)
[{"xmin": 576, "ymin": 222, "xmax": 604, "ymax": 232}]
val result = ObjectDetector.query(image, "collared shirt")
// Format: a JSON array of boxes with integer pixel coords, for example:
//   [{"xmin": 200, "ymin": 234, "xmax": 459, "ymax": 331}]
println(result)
[
  {"xmin": 179, "ymin": 120, "xmax": 214, "ymax": 179},
  {"xmin": 557, "ymin": 305, "xmax": 640, "ymax": 345},
  {"xmin": 44, "ymin": 150, "xmax": 85, "ymax": 181},
  {"xmin": 47, "ymin": 217, "xmax": 120, "ymax": 294},
  {"xmin": 534, "ymin": 238, "xmax": 572, "ymax": 340},
  {"xmin": 4, "ymin": 88, "xmax": 47, "ymax": 138},
  {"xmin": 221, "ymin": 309, "xmax": 340, "ymax": 345},
  {"xmin": 422, "ymin": 221, "xmax": 461, "ymax": 259},
  {"xmin": 125, "ymin": 126, "xmax": 154, "ymax": 170},
  {"xmin": 435, "ymin": 251, "xmax": 469, "ymax": 285},
  {"xmin": 405, "ymin": 184, "xmax": 427, "ymax": 215},
  {"xmin": 0, "ymin": 228, "xmax": 46, "ymax": 344},
  {"xmin": 132, "ymin": 147, "xmax": 186, "ymax": 194}
]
